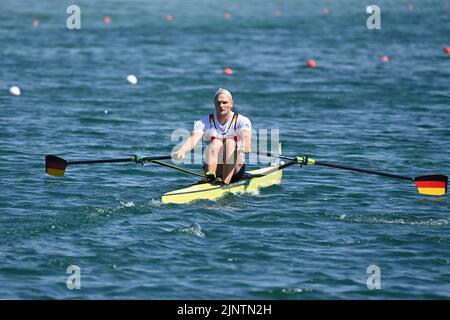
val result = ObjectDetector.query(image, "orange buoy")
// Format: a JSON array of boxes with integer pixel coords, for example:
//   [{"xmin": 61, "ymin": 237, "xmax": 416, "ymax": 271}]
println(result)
[
  {"xmin": 407, "ymin": 3, "xmax": 414, "ymax": 11},
  {"xmin": 166, "ymin": 15, "xmax": 173, "ymax": 22},
  {"xmin": 275, "ymin": 9, "xmax": 281, "ymax": 17},
  {"xmin": 103, "ymin": 16, "xmax": 112, "ymax": 24},
  {"xmin": 223, "ymin": 68, "xmax": 233, "ymax": 75},
  {"xmin": 306, "ymin": 60, "xmax": 317, "ymax": 68},
  {"xmin": 32, "ymin": 19, "xmax": 40, "ymax": 27},
  {"xmin": 224, "ymin": 13, "xmax": 231, "ymax": 19},
  {"xmin": 444, "ymin": 47, "xmax": 450, "ymax": 54},
  {"xmin": 381, "ymin": 55, "xmax": 389, "ymax": 62},
  {"xmin": 322, "ymin": 7, "xmax": 329, "ymax": 16}
]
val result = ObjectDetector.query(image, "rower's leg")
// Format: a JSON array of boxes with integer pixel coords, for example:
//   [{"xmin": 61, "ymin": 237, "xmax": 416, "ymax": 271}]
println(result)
[
  {"xmin": 222, "ymin": 139, "xmax": 243, "ymax": 184},
  {"xmin": 205, "ymin": 139, "xmax": 224, "ymax": 174}
]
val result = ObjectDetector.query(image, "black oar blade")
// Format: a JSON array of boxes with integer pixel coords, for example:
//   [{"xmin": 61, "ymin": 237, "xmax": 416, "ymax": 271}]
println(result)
[
  {"xmin": 45, "ymin": 155, "xmax": 68, "ymax": 176},
  {"xmin": 414, "ymin": 175, "xmax": 448, "ymax": 196}
]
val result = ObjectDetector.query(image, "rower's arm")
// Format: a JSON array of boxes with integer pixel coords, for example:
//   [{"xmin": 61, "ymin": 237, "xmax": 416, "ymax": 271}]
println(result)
[
  {"xmin": 175, "ymin": 132, "xmax": 203, "ymax": 158},
  {"xmin": 241, "ymin": 129, "xmax": 252, "ymax": 153}
]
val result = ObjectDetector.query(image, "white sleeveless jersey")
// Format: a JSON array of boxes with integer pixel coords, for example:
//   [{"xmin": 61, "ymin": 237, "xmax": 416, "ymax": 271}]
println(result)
[{"xmin": 193, "ymin": 112, "xmax": 251, "ymax": 148}]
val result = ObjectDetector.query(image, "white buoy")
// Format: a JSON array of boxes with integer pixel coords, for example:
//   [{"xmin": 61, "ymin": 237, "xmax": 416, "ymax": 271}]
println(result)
[
  {"xmin": 9, "ymin": 86, "xmax": 21, "ymax": 96},
  {"xmin": 280, "ymin": 161, "xmax": 286, "ymax": 165},
  {"xmin": 127, "ymin": 75, "xmax": 138, "ymax": 85}
]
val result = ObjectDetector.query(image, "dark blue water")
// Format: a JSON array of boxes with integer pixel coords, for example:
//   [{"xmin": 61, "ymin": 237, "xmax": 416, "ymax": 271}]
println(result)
[{"xmin": 1, "ymin": 0, "xmax": 449, "ymax": 299}]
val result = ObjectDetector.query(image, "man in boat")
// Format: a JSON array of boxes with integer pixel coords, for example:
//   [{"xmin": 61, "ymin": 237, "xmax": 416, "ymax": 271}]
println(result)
[{"xmin": 174, "ymin": 88, "xmax": 252, "ymax": 184}]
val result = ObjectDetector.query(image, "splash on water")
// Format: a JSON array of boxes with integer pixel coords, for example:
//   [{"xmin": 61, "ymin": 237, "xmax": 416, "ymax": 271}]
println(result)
[{"xmin": 175, "ymin": 223, "xmax": 206, "ymax": 238}]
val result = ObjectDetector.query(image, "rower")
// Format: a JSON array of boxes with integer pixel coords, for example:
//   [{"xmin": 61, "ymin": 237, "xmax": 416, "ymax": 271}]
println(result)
[{"xmin": 174, "ymin": 88, "xmax": 252, "ymax": 184}]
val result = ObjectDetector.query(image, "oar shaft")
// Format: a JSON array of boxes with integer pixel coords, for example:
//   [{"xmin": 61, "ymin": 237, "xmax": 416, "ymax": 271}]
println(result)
[
  {"xmin": 257, "ymin": 151, "xmax": 414, "ymax": 181},
  {"xmin": 68, "ymin": 155, "xmax": 172, "ymax": 166},
  {"xmin": 143, "ymin": 155, "xmax": 173, "ymax": 162},
  {"xmin": 257, "ymin": 151, "xmax": 292, "ymax": 161},
  {"xmin": 314, "ymin": 161, "xmax": 413, "ymax": 181},
  {"xmin": 68, "ymin": 158, "xmax": 132, "ymax": 165},
  {"xmin": 247, "ymin": 160, "xmax": 299, "ymax": 178},
  {"xmin": 151, "ymin": 160, "xmax": 204, "ymax": 177}
]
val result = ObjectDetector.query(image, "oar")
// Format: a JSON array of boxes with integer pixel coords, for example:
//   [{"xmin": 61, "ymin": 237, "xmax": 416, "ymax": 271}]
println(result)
[
  {"xmin": 150, "ymin": 160, "xmax": 204, "ymax": 178},
  {"xmin": 45, "ymin": 154, "xmax": 172, "ymax": 177},
  {"xmin": 258, "ymin": 151, "xmax": 448, "ymax": 196}
]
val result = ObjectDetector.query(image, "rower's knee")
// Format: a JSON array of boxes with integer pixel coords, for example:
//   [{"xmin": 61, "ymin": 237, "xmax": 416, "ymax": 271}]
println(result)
[
  {"xmin": 224, "ymin": 138, "xmax": 237, "ymax": 151},
  {"xmin": 224, "ymin": 139, "xmax": 237, "ymax": 164},
  {"xmin": 205, "ymin": 139, "xmax": 223, "ymax": 164},
  {"xmin": 207, "ymin": 139, "xmax": 223, "ymax": 155}
]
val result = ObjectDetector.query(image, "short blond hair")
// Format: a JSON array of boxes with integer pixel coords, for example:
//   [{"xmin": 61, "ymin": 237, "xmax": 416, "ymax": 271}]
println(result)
[{"xmin": 214, "ymin": 88, "xmax": 232, "ymax": 101}]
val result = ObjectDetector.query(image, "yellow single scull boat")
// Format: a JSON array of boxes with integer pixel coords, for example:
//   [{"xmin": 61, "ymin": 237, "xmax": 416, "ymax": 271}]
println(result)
[{"xmin": 161, "ymin": 165, "xmax": 283, "ymax": 204}]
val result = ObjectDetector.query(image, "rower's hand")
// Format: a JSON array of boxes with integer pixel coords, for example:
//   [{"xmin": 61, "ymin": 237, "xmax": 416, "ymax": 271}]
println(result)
[
  {"xmin": 239, "ymin": 129, "xmax": 252, "ymax": 154},
  {"xmin": 240, "ymin": 145, "xmax": 252, "ymax": 154},
  {"xmin": 174, "ymin": 149, "xmax": 186, "ymax": 160}
]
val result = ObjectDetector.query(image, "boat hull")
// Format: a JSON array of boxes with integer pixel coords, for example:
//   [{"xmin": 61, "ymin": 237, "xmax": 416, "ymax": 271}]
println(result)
[{"xmin": 161, "ymin": 166, "xmax": 283, "ymax": 204}]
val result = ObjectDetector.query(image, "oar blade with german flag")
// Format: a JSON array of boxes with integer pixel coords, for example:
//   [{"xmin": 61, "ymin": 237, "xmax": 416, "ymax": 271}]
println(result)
[
  {"xmin": 414, "ymin": 175, "xmax": 448, "ymax": 196},
  {"xmin": 45, "ymin": 155, "xmax": 68, "ymax": 177}
]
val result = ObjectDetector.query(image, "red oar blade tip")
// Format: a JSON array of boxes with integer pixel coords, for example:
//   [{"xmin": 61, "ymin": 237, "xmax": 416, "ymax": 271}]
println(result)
[
  {"xmin": 414, "ymin": 175, "xmax": 448, "ymax": 196},
  {"xmin": 45, "ymin": 155, "xmax": 68, "ymax": 176}
]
